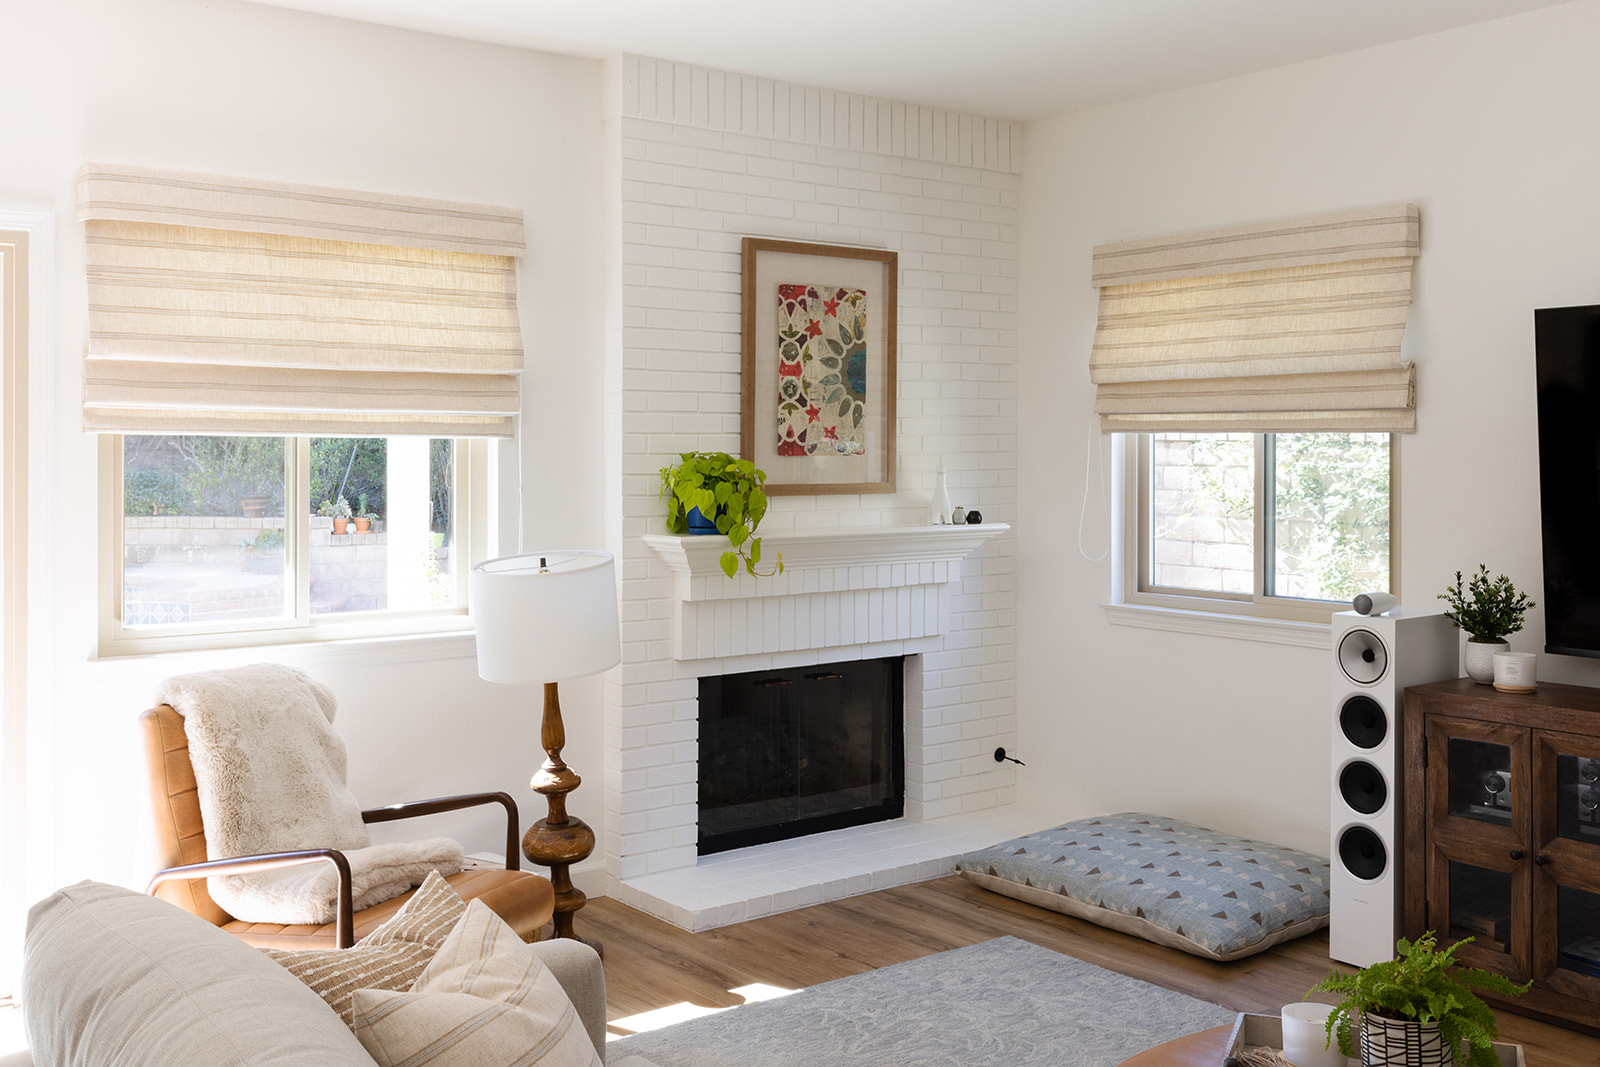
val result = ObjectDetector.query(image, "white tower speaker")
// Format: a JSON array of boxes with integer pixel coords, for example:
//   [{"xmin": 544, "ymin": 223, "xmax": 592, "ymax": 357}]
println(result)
[{"xmin": 1329, "ymin": 609, "xmax": 1457, "ymax": 967}]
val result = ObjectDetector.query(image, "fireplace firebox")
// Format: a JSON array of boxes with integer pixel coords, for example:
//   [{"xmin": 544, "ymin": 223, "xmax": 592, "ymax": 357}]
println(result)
[{"xmin": 697, "ymin": 656, "xmax": 904, "ymax": 855}]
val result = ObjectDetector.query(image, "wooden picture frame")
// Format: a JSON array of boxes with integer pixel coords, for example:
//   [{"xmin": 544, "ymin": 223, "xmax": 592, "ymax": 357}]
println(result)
[{"xmin": 741, "ymin": 237, "xmax": 896, "ymax": 495}]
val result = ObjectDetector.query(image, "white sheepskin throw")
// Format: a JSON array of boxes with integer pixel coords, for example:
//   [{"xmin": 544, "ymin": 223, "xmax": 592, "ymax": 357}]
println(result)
[{"xmin": 159, "ymin": 663, "xmax": 464, "ymax": 926}]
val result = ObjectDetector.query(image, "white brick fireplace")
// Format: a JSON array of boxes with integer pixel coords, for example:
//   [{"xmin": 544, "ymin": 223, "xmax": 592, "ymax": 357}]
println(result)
[{"xmin": 599, "ymin": 55, "xmax": 1027, "ymax": 929}]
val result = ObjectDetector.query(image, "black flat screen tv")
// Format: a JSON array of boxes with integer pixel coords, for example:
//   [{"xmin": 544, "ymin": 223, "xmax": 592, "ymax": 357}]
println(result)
[{"xmin": 1535, "ymin": 303, "xmax": 1600, "ymax": 658}]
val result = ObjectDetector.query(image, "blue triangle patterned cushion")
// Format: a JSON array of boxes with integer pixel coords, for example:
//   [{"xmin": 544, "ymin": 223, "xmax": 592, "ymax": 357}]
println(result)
[{"xmin": 955, "ymin": 812, "xmax": 1331, "ymax": 961}]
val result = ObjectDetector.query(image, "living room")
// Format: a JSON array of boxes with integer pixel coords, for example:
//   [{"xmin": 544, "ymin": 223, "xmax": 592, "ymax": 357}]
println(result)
[{"xmin": 4, "ymin": 0, "xmax": 1600, "ymax": 1063}]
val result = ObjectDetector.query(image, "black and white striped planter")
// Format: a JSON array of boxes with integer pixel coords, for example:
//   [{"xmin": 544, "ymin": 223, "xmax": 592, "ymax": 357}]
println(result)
[{"xmin": 1360, "ymin": 1013, "xmax": 1454, "ymax": 1067}]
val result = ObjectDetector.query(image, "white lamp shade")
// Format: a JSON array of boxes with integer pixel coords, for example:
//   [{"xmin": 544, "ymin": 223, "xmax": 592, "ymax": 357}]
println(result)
[{"xmin": 471, "ymin": 550, "xmax": 621, "ymax": 684}]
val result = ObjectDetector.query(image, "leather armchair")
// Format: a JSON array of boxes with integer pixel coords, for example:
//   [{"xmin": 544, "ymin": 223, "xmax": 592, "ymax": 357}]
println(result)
[{"xmin": 140, "ymin": 704, "xmax": 554, "ymax": 948}]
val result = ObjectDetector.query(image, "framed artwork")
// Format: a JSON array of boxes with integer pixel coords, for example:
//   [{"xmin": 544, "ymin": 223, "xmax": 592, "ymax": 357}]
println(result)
[{"xmin": 741, "ymin": 237, "xmax": 897, "ymax": 495}]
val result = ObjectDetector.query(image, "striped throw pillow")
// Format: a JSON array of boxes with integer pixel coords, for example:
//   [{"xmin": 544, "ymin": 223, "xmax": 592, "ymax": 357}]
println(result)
[
  {"xmin": 351, "ymin": 899, "xmax": 601, "ymax": 1067},
  {"xmin": 265, "ymin": 870, "xmax": 466, "ymax": 1027}
]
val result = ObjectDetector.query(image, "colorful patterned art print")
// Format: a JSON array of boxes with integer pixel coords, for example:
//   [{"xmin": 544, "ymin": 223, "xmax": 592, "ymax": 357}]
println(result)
[{"xmin": 774, "ymin": 283, "xmax": 867, "ymax": 457}]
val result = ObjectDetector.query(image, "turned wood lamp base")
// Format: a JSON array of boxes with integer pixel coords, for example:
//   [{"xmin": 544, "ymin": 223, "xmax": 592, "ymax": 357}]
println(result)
[{"xmin": 524, "ymin": 681, "xmax": 602, "ymax": 956}]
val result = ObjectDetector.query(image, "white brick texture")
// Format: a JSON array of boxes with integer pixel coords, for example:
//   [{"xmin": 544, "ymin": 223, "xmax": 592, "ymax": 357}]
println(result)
[{"xmin": 602, "ymin": 56, "xmax": 1020, "ymax": 892}]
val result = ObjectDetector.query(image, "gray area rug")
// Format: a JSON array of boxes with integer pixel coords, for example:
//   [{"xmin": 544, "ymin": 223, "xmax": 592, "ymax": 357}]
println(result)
[{"xmin": 608, "ymin": 935, "xmax": 1236, "ymax": 1066}]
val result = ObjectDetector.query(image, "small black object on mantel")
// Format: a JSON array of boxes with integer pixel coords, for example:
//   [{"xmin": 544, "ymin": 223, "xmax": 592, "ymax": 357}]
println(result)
[{"xmin": 965, "ymin": 510, "xmax": 983, "ymax": 524}]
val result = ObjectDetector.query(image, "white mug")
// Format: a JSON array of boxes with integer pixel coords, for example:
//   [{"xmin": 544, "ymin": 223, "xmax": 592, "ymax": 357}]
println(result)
[{"xmin": 1280, "ymin": 1002, "xmax": 1344, "ymax": 1067}]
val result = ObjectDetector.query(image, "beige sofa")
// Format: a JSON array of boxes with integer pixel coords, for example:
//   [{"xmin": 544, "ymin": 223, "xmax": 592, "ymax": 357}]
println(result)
[{"xmin": 4, "ymin": 881, "xmax": 658, "ymax": 1066}]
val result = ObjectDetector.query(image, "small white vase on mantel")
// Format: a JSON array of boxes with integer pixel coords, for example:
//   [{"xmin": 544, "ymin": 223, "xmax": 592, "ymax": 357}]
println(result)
[
  {"xmin": 930, "ymin": 462, "xmax": 953, "ymax": 526},
  {"xmin": 1464, "ymin": 637, "xmax": 1509, "ymax": 684}
]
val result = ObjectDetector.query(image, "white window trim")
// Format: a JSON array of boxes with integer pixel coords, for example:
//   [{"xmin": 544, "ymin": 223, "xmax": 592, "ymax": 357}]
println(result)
[
  {"xmin": 0, "ymin": 224, "xmax": 29, "ymax": 997},
  {"xmin": 1106, "ymin": 431, "xmax": 1400, "ymax": 641},
  {"xmin": 1102, "ymin": 601, "xmax": 1333, "ymax": 650},
  {"xmin": 98, "ymin": 435, "xmax": 493, "ymax": 658},
  {"xmin": 0, "ymin": 207, "xmax": 54, "ymax": 999}
]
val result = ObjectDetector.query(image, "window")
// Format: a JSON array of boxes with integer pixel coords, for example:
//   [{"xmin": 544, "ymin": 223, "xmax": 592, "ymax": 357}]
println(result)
[
  {"xmin": 1128, "ymin": 431, "xmax": 1393, "ymax": 622},
  {"xmin": 101, "ymin": 434, "xmax": 488, "ymax": 653}
]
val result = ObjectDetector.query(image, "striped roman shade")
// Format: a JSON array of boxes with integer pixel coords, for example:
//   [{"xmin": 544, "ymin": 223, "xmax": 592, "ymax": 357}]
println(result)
[
  {"xmin": 1090, "ymin": 204, "xmax": 1420, "ymax": 433},
  {"xmin": 77, "ymin": 163, "xmax": 526, "ymax": 437}
]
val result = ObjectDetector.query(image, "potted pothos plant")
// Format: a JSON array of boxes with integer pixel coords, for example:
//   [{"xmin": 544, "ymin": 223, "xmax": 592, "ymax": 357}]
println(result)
[
  {"xmin": 1309, "ymin": 932, "xmax": 1528, "ymax": 1067},
  {"xmin": 1438, "ymin": 565, "xmax": 1535, "ymax": 684},
  {"xmin": 659, "ymin": 451, "xmax": 783, "ymax": 578}
]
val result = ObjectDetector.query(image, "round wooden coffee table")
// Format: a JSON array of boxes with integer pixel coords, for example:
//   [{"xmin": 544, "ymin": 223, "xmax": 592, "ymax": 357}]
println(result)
[{"xmin": 1116, "ymin": 1025, "xmax": 1231, "ymax": 1066}]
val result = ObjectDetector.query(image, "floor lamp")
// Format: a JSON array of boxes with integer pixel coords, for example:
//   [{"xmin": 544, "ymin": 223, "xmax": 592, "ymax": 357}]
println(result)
[{"xmin": 472, "ymin": 550, "xmax": 620, "ymax": 951}]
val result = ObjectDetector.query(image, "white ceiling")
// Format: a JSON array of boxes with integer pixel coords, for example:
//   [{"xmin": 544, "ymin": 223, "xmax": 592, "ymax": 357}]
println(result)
[{"xmin": 245, "ymin": 0, "xmax": 1570, "ymax": 120}]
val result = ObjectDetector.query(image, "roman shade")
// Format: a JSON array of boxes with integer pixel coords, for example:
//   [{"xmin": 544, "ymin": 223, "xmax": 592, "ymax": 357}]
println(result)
[
  {"xmin": 77, "ymin": 164, "xmax": 526, "ymax": 437},
  {"xmin": 1089, "ymin": 204, "xmax": 1419, "ymax": 433}
]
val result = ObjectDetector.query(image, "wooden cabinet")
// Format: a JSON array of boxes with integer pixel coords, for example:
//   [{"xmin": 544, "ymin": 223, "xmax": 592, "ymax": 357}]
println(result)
[{"xmin": 1404, "ymin": 678, "xmax": 1600, "ymax": 1033}]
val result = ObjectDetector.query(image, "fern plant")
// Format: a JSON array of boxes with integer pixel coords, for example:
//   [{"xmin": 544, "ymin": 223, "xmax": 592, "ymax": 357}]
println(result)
[
  {"xmin": 1438, "ymin": 565, "xmax": 1535, "ymax": 642},
  {"xmin": 659, "ymin": 451, "xmax": 783, "ymax": 579},
  {"xmin": 1309, "ymin": 932, "xmax": 1529, "ymax": 1067}
]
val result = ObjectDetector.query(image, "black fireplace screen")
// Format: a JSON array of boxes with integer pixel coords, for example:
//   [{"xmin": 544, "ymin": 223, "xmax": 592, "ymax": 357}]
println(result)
[{"xmin": 697, "ymin": 656, "xmax": 904, "ymax": 855}]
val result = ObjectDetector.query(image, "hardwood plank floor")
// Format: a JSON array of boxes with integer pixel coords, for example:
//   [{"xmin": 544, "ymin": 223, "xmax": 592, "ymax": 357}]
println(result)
[{"xmin": 582, "ymin": 876, "xmax": 1600, "ymax": 1063}]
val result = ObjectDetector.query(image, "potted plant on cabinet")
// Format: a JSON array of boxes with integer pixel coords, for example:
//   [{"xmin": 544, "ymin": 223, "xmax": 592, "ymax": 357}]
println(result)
[
  {"xmin": 1438, "ymin": 565, "xmax": 1535, "ymax": 684},
  {"xmin": 1310, "ymin": 932, "xmax": 1528, "ymax": 1067},
  {"xmin": 658, "ymin": 451, "xmax": 783, "ymax": 578}
]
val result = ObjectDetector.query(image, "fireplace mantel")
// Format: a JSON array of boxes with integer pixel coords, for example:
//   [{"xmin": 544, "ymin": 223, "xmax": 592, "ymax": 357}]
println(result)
[{"xmin": 641, "ymin": 523, "xmax": 1009, "ymax": 660}]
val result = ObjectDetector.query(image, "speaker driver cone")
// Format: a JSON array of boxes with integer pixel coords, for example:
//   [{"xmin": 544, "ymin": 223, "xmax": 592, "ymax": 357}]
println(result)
[
  {"xmin": 1338, "ymin": 629, "xmax": 1389, "ymax": 685},
  {"xmin": 1338, "ymin": 825, "xmax": 1388, "ymax": 881},
  {"xmin": 1339, "ymin": 760, "xmax": 1388, "ymax": 815},
  {"xmin": 1339, "ymin": 695, "xmax": 1388, "ymax": 749}
]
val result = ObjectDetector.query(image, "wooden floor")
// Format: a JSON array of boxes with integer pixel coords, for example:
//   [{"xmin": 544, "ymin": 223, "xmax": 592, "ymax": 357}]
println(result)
[{"xmin": 581, "ymin": 876, "xmax": 1600, "ymax": 1063}]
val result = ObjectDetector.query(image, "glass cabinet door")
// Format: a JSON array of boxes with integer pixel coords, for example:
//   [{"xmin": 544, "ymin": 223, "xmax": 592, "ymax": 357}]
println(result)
[
  {"xmin": 1553, "ymin": 751, "xmax": 1600, "ymax": 847},
  {"xmin": 1533, "ymin": 730, "xmax": 1600, "ymax": 998},
  {"xmin": 1424, "ymin": 716, "xmax": 1531, "ymax": 979},
  {"xmin": 1424, "ymin": 840, "xmax": 1531, "ymax": 980},
  {"xmin": 1426, "ymin": 716, "xmax": 1529, "ymax": 841}
]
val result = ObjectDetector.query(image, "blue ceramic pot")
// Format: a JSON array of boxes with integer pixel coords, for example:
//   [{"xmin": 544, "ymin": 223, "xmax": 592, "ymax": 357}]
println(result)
[{"xmin": 686, "ymin": 506, "xmax": 720, "ymax": 534}]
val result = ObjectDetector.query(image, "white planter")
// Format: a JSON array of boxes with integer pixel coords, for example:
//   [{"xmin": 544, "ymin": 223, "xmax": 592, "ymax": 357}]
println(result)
[
  {"xmin": 1463, "ymin": 639, "xmax": 1508, "ymax": 685},
  {"xmin": 1281, "ymin": 1002, "xmax": 1345, "ymax": 1067},
  {"xmin": 1360, "ymin": 1013, "xmax": 1454, "ymax": 1067}
]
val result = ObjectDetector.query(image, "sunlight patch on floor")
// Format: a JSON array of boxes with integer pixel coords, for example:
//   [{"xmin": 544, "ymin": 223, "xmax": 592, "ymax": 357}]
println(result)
[{"xmin": 606, "ymin": 982, "xmax": 798, "ymax": 1039}]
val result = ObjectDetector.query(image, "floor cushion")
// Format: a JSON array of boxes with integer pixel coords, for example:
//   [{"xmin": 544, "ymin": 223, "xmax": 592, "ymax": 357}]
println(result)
[{"xmin": 954, "ymin": 812, "xmax": 1331, "ymax": 961}]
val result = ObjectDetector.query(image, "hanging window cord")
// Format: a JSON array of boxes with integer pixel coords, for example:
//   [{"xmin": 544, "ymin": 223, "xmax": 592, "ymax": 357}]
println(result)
[{"xmin": 1078, "ymin": 425, "xmax": 1110, "ymax": 563}]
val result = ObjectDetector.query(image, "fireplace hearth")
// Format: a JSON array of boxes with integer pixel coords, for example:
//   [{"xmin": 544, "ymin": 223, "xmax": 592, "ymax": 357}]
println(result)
[{"xmin": 698, "ymin": 656, "xmax": 904, "ymax": 855}]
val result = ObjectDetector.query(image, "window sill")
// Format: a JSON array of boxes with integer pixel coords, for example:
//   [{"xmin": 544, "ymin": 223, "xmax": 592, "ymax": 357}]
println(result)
[
  {"xmin": 1103, "ymin": 601, "xmax": 1331, "ymax": 649},
  {"xmin": 90, "ymin": 624, "xmax": 479, "ymax": 679}
]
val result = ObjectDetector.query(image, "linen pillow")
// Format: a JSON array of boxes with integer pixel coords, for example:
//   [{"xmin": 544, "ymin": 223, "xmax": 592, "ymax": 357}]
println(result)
[
  {"xmin": 21, "ymin": 881, "xmax": 371, "ymax": 1066},
  {"xmin": 351, "ymin": 898, "xmax": 602, "ymax": 1067},
  {"xmin": 265, "ymin": 870, "xmax": 466, "ymax": 1026}
]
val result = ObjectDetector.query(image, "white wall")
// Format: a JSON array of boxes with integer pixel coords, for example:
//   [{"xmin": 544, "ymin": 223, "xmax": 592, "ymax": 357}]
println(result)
[
  {"xmin": 1017, "ymin": 1, "xmax": 1600, "ymax": 856},
  {"xmin": 0, "ymin": 0, "xmax": 610, "ymax": 915},
  {"xmin": 601, "ymin": 57, "xmax": 1021, "ymax": 887}
]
